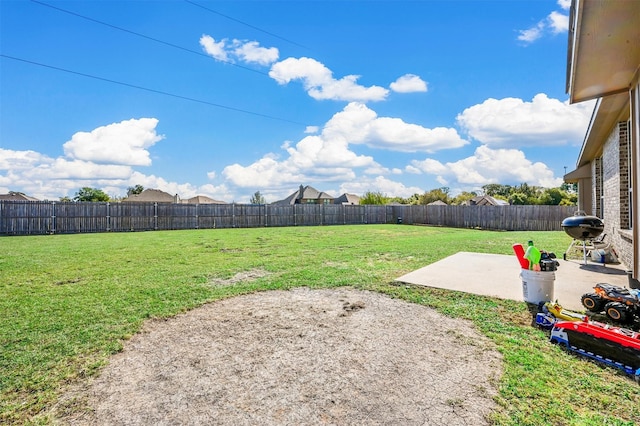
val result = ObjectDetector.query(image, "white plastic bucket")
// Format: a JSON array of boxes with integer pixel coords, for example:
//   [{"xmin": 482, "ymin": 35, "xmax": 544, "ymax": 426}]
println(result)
[{"xmin": 520, "ymin": 269, "xmax": 555, "ymax": 304}]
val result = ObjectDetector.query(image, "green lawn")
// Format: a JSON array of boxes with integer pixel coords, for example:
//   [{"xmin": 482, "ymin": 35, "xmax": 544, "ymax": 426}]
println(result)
[{"xmin": 1, "ymin": 225, "xmax": 638, "ymax": 425}]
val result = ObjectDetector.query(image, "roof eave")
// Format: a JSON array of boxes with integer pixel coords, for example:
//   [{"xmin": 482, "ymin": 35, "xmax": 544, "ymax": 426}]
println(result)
[
  {"xmin": 566, "ymin": 0, "xmax": 640, "ymax": 104},
  {"xmin": 576, "ymin": 93, "xmax": 630, "ymax": 167}
]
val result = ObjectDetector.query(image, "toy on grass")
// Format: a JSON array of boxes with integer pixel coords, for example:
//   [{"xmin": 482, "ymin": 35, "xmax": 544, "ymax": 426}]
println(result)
[
  {"xmin": 535, "ymin": 301, "xmax": 588, "ymax": 329},
  {"xmin": 550, "ymin": 320, "xmax": 640, "ymax": 382},
  {"xmin": 581, "ymin": 283, "xmax": 640, "ymax": 324}
]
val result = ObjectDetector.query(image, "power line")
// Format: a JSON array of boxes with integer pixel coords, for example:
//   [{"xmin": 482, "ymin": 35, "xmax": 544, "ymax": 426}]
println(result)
[
  {"xmin": 29, "ymin": 0, "xmax": 269, "ymax": 76},
  {"xmin": 184, "ymin": 0, "xmax": 310, "ymax": 51},
  {"xmin": 0, "ymin": 54, "xmax": 305, "ymax": 125}
]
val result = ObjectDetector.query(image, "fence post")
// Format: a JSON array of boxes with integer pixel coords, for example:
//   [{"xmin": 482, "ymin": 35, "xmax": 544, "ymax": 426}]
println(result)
[
  {"xmin": 106, "ymin": 202, "xmax": 111, "ymax": 232},
  {"xmin": 154, "ymin": 202, "xmax": 158, "ymax": 230},
  {"xmin": 195, "ymin": 204, "xmax": 199, "ymax": 229},
  {"xmin": 51, "ymin": 201, "xmax": 56, "ymax": 234}
]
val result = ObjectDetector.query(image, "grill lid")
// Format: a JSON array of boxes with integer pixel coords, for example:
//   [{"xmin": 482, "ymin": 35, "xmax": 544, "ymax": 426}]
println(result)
[{"xmin": 561, "ymin": 211, "xmax": 604, "ymax": 240}]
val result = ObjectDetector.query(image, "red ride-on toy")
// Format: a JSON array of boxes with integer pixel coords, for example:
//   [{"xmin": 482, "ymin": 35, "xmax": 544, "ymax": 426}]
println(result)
[{"xmin": 581, "ymin": 283, "xmax": 640, "ymax": 324}]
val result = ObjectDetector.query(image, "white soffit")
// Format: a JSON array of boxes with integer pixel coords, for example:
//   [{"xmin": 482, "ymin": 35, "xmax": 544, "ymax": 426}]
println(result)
[{"xmin": 569, "ymin": 0, "xmax": 640, "ymax": 103}]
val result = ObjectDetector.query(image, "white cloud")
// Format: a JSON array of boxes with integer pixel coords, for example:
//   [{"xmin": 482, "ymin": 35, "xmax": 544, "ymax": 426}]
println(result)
[
  {"xmin": 304, "ymin": 126, "xmax": 319, "ymax": 134},
  {"xmin": 517, "ymin": 22, "xmax": 545, "ymax": 43},
  {"xmin": 24, "ymin": 158, "xmax": 133, "ymax": 180},
  {"xmin": 390, "ymin": 74, "xmax": 428, "ymax": 93},
  {"xmin": 0, "ymin": 148, "xmax": 51, "ymax": 170},
  {"xmin": 436, "ymin": 176, "xmax": 449, "ymax": 186},
  {"xmin": 324, "ymin": 102, "xmax": 468, "ymax": 153},
  {"xmin": 548, "ymin": 11, "xmax": 569, "ymax": 34},
  {"xmin": 0, "ymin": 120, "xmax": 228, "ymax": 201},
  {"xmin": 233, "ymin": 40, "xmax": 279, "ymax": 65},
  {"xmin": 200, "ymin": 35, "xmax": 389, "ymax": 102},
  {"xmin": 199, "ymin": 35, "xmax": 229, "ymax": 62},
  {"xmin": 222, "ymin": 133, "xmax": 373, "ymax": 189},
  {"xmin": 269, "ymin": 57, "xmax": 389, "ymax": 102},
  {"xmin": 411, "ymin": 145, "xmax": 562, "ymax": 188},
  {"xmin": 200, "ymin": 35, "xmax": 279, "ymax": 65},
  {"xmin": 405, "ymin": 165, "xmax": 422, "ymax": 175},
  {"xmin": 63, "ymin": 118, "xmax": 164, "ymax": 166},
  {"xmin": 411, "ymin": 158, "xmax": 448, "ymax": 175},
  {"xmin": 517, "ymin": 3, "xmax": 569, "ymax": 44},
  {"xmin": 456, "ymin": 94, "xmax": 595, "ymax": 147},
  {"xmin": 339, "ymin": 176, "xmax": 424, "ymax": 199},
  {"xmin": 221, "ymin": 102, "xmax": 465, "ymax": 192}
]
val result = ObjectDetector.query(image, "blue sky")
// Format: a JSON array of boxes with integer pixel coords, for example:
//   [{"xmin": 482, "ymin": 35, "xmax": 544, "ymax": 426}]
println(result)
[{"xmin": 0, "ymin": 0, "xmax": 595, "ymax": 203}]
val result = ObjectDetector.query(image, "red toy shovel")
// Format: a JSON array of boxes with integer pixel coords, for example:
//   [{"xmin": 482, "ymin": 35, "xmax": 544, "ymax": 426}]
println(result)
[{"xmin": 512, "ymin": 243, "xmax": 529, "ymax": 269}]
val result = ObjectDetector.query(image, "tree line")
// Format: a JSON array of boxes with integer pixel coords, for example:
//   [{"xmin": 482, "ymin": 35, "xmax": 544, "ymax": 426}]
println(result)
[
  {"xmin": 60, "ymin": 185, "xmax": 145, "ymax": 202},
  {"xmin": 360, "ymin": 183, "xmax": 578, "ymax": 206},
  {"xmin": 60, "ymin": 183, "xmax": 577, "ymax": 206}
]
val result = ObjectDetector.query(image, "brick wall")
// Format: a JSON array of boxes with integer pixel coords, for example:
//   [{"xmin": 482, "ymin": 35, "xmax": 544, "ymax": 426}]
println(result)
[
  {"xmin": 600, "ymin": 122, "xmax": 633, "ymax": 269},
  {"xmin": 593, "ymin": 158, "xmax": 602, "ymax": 217},
  {"xmin": 619, "ymin": 121, "xmax": 630, "ymax": 229}
]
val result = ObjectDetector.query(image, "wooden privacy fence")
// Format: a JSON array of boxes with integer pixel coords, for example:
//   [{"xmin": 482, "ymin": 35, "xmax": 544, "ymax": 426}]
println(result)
[{"xmin": 0, "ymin": 201, "xmax": 576, "ymax": 236}]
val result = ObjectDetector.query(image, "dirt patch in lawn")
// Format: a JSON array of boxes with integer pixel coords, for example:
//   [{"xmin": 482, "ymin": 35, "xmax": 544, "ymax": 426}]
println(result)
[
  {"xmin": 208, "ymin": 268, "xmax": 271, "ymax": 287},
  {"xmin": 59, "ymin": 287, "xmax": 503, "ymax": 425}
]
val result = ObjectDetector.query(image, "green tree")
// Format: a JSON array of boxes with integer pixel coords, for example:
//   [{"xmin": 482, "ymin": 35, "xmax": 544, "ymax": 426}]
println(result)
[
  {"xmin": 451, "ymin": 191, "xmax": 477, "ymax": 205},
  {"xmin": 59, "ymin": 196, "xmax": 72, "ymax": 202},
  {"xmin": 510, "ymin": 192, "xmax": 528, "ymax": 205},
  {"xmin": 360, "ymin": 191, "xmax": 389, "ymax": 205},
  {"xmin": 418, "ymin": 187, "xmax": 450, "ymax": 205},
  {"xmin": 250, "ymin": 191, "xmax": 266, "ymax": 204},
  {"xmin": 560, "ymin": 195, "xmax": 578, "ymax": 206},
  {"xmin": 127, "ymin": 185, "xmax": 144, "ymax": 196},
  {"xmin": 539, "ymin": 187, "xmax": 564, "ymax": 205},
  {"xmin": 405, "ymin": 193, "xmax": 421, "ymax": 205},
  {"xmin": 388, "ymin": 196, "xmax": 408, "ymax": 204},
  {"xmin": 561, "ymin": 182, "xmax": 577, "ymax": 193},
  {"xmin": 482, "ymin": 184, "xmax": 512, "ymax": 199},
  {"xmin": 73, "ymin": 187, "xmax": 110, "ymax": 202}
]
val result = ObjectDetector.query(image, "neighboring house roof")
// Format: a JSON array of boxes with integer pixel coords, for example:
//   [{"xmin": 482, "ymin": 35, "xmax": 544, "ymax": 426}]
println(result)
[
  {"xmin": 0, "ymin": 191, "xmax": 39, "ymax": 201},
  {"xmin": 334, "ymin": 193, "xmax": 360, "ymax": 205},
  {"xmin": 121, "ymin": 188, "xmax": 178, "ymax": 203},
  {"xmin": 465, "ymin": 196, "xmax": 508, "ymax": 206},
  {"xmin": 182, "ymin": 195, "xmax": 226, "ymax": 204},
  {"xmin": 427, "ymin": 200, "xmax": 447, "ymax": 206},
  {"xmin": 272, "ymin": 185, "xmax": 335, "ymax": 205}
]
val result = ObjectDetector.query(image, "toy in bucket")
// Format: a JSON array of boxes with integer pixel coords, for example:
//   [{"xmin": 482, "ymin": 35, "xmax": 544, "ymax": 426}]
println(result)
[
  {"xmin": 524, "ymin": 240, "xmax": 541, "ymax": 271},
  {"xmin": 513, "ymin": 241, "xmax": 559, "ymax": 304},
  {"xmin": 513, "ymin": 241, "xmax": 559, "ymax": 272}
]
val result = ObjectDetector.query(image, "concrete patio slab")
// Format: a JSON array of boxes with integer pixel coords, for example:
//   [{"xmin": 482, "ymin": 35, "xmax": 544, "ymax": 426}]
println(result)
[{"xmin": 395, "ymin": 252, "xmax": 630, "ymax": 311}]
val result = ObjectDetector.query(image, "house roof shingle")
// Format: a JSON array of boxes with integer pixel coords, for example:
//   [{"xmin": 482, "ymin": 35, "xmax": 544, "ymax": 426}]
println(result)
[
  {"xmin": 334, "ymin": 193, "xmax": 361, "ymax": 205},
  {"xmin": 121, "ymin": 189, "xmax": 178, "ymax": 203},
  {"xmin": 0, "ymin": 191, "xmax": 39, "ymax": 201},
  {"xmin": 272, "ymin": 185, "xmax": 335, "ymax": 205},
  {"xmin": 182, "ymin": 195, "xmax": 226, "ymax": 204}
]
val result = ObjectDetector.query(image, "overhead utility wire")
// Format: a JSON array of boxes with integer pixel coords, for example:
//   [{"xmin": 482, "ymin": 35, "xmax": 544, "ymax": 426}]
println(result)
[
  {"xmin": 29, "ymin": 0, "xmax": 268, "ymax": 76},
  {"xmin": 0, "ymin": 54, "xmax": 305, "ymax": 125},
  {"xmin": 184, "ymin": 0, "xmax": 310, "ymax": 51}
]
